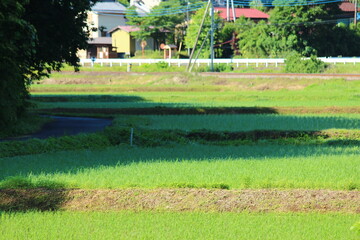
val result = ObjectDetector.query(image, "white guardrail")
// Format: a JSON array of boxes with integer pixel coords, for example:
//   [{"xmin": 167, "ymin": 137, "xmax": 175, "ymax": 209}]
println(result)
[{"xmin": 80, "ymin": 57, "xmax": 360, "ymax": 68}]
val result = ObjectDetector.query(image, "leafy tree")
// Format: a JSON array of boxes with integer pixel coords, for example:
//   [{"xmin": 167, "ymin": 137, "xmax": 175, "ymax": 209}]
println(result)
[
  {"xmin": 117, "ymin": 0, "xmax": 129, "ymax": 7},
  {"xmin": 249, "ymin": 0, "xmax": 265, "ymax": 12},
  {"xmin": 0, "ymin": 0, "xmax": 36, "ymax": 127},
  {"xmin": 238, "ymin": 20, "xmax": 274, "ymax": 57},
  {"xmin": 0, "ymin": 0, "xmax": 96, "ymax": 128},
  {"xmin": 219, "ymin": 17, "xmax": 253, "ymax": 57},
  {"xmin": 238, "ymin": 0, "xmax": 360, "ymax": 57},
  {"xmin": 269, "ymin": 0, "xmax": 342, "ymax": 56},
  {"xmin": 126, "ymin": 6, "xmax": 153, "ymax": 42},
  {"xmin": 127, "ymin": 0, "xmax": 185, "ymax": 49},
  {"xmin": 184, "ymin": 6, "xmax": 221, "ymax": 58}
]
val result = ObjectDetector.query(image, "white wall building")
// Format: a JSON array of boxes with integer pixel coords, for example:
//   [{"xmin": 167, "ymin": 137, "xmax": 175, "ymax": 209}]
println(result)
[
  {"xmin": 88, "ymin": 0, "xmax": 128, "ymax": 38},
  {"xmin": 130, "ymin": 0, "xmax": 161, "ymax": 12}
]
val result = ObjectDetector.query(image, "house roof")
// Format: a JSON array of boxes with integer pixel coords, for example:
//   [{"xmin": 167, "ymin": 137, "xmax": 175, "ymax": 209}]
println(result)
[
  {"xmin": 109, "ymin": 25, "xmax": 141, "ymax": 33},
  {"xmin": 92, "ymin": 1, "xmax": 127, "ymax": 13},
  {"xmin": 339, "ymin": 2, "xmax": 360, "ymax": 12},
  {"xmin": 109, "ymin": 25, "xmax": 169, "ymax": 34},
  {"xmin": 215, "ymin": 7, "xmax": 269, "ymax": 20},
  {"xmin": 88, "ymin": 37, "xmax": 112, "ymax": 45}
]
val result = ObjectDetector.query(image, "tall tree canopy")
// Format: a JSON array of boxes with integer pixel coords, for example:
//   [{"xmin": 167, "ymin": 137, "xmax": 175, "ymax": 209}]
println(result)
[
  {"xmin": 184, "ymin": 6, "xmax": 221, "ymax": 58},
  {"xmin": 126, "ymin": 0, "xmax": 185, "ymax": 49},
  {"xmin": 0, "ymin": 0, "xmax": 96, "ymax": 127},
  {"xmin": 239, "ymin": 1, "xmax": 360, "ymax": 57}
]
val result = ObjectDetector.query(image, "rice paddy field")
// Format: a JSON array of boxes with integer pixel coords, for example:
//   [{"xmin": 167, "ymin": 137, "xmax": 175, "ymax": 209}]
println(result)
[{"xmin": 1, "ymin": 71, "xmax": 360, "ymax": 239}]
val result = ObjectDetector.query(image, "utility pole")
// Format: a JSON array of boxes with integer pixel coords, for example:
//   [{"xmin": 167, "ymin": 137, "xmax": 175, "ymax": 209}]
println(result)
[
  {"xmin": 186, "ymin": 0, "xmax": 211, "ymax": 71},
  {"xmin": 355, "ymin": 0, "xmax": 358, "ymax": 26},
  {"xmin": 226, "ymin": 0, "xmax": 230, "ymax": 21},
  {"xmin": 210, "ymin": 0, "xmax": 215, "ymax": 72},
  {"xmin": 187, "ymin": 0, "xmax": 190, "ymax": 56},
  {"xmin": 231, "ymin": 0, "xmax": 236, "ymax": 22}
]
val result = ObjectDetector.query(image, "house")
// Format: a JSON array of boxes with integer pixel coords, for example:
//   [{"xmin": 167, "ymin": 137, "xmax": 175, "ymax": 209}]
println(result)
[
  {"xmin": 338, "ymin": 1, "xmax": 360, "ymax": 24},
  {"xmin": 215, "ymin": 7, "xmax": 269, "ymax": 22},
  {"xmin": 88, "ymin": 0, "xmax": 128, "ymax": 38},
  {"xmin": 78, "ymin": 0, "xmax": 128, "ymax": 59},
  {"xmin": 109, "ymin": 26, "xmax": 155, "ymax": 57},
  {"xmin": 130, "ymin": 0, "xmax": 160, "ymax": 11},
  {"xmin": 86, "ymin": 37, "xmax": 118, "ymax": 59}
]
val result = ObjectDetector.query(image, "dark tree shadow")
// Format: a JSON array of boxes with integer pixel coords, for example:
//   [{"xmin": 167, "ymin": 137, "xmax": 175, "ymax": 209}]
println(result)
[
  {"xmin": 0, "ymin": 178, "xmax": 67, "ymax": 212},
  {"xmin": 32, "ymin": 95, "xmax": 146, "ymax": 103},
  {"xmin": 38, "ymin": 106, "xmax": 279, "ymax": 115}
]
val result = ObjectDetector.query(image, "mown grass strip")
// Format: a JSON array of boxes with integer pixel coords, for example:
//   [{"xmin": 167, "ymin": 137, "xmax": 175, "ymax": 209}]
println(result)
[{"xmin": 2, "ymin": 188, "xmax": 359, "ymax": 213}]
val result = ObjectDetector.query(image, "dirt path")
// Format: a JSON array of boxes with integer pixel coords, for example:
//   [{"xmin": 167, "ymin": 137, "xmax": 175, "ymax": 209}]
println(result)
[{"xmin": 1, "ymin": 188, "xmax": 359, "ymax": 213}]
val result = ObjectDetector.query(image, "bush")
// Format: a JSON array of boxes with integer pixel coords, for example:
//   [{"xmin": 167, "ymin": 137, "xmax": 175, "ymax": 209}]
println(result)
[
  {"xmin": 196, "ymin": 63, "xmax": 233, "ymax": 72},
  {"xmin": 155, "ymin": 61, "xmax": 169, "ymax": 69},
  {"xmin": 285, "ymin": 52, "xmax": 327, "ymax": 73}
]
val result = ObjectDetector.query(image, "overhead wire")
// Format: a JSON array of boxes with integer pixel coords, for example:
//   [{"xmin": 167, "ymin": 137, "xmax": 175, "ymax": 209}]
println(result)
[
  {"xmin": 97, "ymin": 0, "xmax": 346, "ymax": 17},
  {"xmin": 232, "ymin": 0, "xmax": 343, "ymax": 7}
]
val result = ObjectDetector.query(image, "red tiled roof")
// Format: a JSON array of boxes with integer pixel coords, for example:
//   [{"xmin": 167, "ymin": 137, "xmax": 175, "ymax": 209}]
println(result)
[
  {"xmin": 215, "ymin": 7, "xmax": 269, "ymax": 20},
  {"xmin": 339, "ymin": 2, "xmax": 360, "ymax": 12}
]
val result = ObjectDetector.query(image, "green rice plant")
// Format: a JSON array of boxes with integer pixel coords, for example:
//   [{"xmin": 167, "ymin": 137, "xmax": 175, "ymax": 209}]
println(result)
[
  {"xmin": 0, "ymin": 114, "xmax": 51, "ymax": 138},
  {"xmin": 118, "ymin": 114, "xmax": 360, "ymax": 131},
  {"xmin": 0, "ymin": 133, "xmax": 111, "ymax": 158},
  {"xmin": 1, "ymin": 145, "xmax": 359, "ymax": 190},
  {"xmin": 0, "ymin": 212, "xmax": 358, "ymax": 240},
  {"xmin": 30, "ymin": 79, "xmax": 360, "ymax": 108},
  {"xmin": 351, "ymin": 221, "xmax": 360, "ymax": 235}
]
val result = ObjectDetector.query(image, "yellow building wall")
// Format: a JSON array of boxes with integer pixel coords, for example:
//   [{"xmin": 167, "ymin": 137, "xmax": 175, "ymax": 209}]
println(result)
[{"xmin": 112, "ymin": 30, "xmax": 135, "ymax": 55}]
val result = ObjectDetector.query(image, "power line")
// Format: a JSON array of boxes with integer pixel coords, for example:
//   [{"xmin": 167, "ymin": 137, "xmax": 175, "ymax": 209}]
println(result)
[
  {"xmin": 103, "ymin": 0, "xmax": 346, "ymax": 18},
  {"xmin": 232, "ymin": 0, "xmax": 343, "ymax": 7}
]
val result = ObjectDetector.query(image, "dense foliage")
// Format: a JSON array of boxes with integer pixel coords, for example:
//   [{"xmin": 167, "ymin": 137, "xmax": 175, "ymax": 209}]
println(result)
[
  {"xmin": 0, "ymin": 0, "xmax": 36, "ymax": 128},
  {"xmin": 285, "ymin": 52, "xmax": 327, "ymax": 73},
  {"xmin": 184, "ymin": 6, "xmax": 222, "ymax": 58},
  {"xmin": 235, "ymin": 1, "xmax": 360, "ymax": 58},
  {"xmin": 0, "ymin": 0, "xmax": 96, "ymax": 128},
  {"xmin": 126, "ymin": 0, "xmax": 185, "ymax": 49}
]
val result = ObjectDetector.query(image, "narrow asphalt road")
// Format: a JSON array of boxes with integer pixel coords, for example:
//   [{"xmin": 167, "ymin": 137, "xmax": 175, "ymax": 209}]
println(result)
[{"xmin": 1, "ymin": 116, "xmax": 112, "ymax": 142}]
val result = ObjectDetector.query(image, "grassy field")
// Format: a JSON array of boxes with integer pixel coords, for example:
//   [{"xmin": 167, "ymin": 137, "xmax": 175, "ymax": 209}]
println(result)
[
  {"xmin": 2, "ymin": 71, "xmax": 360, "ymax": 239},
  {"xmin": 1, "ymin": 145, "xmax": 360, "ymax": 190},
  {"xmin": 113, "ymin": 114, "xmax": 360, "ymax": 131},
  {"xmin": 1, "ymin": 212, "xmax": 359, "ymax": 240},
  {"xmin": 31, "ymin": 76, "xmax": 360, "ymax": 108}
]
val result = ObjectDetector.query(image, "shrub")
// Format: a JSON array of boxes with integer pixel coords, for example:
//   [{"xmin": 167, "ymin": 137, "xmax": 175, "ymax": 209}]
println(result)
[
  {"xmin": 196, "ymin": 63, "xmax": 233, "ymax": 72},
  {"xmin": 285, "ymin": 52, "xmax": 327, "ymax": 73},
  {"xmin": 155, "ymin": 61, "xmax": 169, "ymax": 69}
]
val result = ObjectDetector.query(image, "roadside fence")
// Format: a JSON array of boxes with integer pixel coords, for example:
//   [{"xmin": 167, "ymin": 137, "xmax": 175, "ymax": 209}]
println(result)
[{"xmin": 80, "ymin": 57, "xmax": 360, "ymax": 68}]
